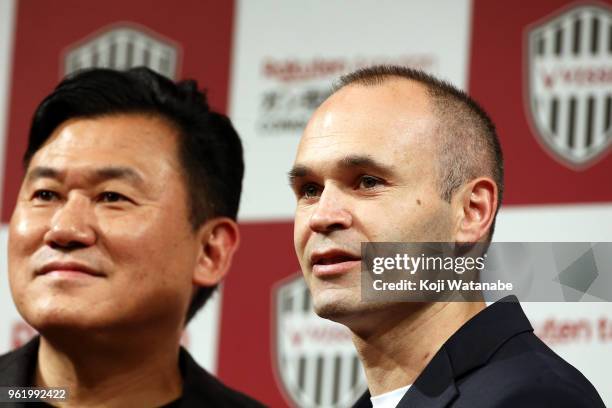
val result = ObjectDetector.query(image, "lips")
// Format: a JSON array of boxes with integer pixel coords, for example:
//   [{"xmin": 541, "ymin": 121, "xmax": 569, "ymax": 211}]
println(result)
[
  {"xmin": 37, "ymin": 261, "xmax": 104, "ymax": 278},
  {"xmin": 310, "ymin": 249, "xmax": 361, "ymax": 277}
]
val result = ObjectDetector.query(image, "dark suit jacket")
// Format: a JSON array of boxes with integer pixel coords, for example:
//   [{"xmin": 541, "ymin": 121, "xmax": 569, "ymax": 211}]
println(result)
[
  {"xmin": 0, "ymin": 336, "xmax": 265, "ymax": 407},
  {"xmin": 353, "ymin": 297, "xmax": 606, "ymax": 407}
]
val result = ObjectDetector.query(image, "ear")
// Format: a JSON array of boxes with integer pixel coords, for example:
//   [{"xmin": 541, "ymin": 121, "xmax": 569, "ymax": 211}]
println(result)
[
  {"xmin": 193, "ymin": 217, "xmax": 240, "ymax": 287},
  {"xmin": 452, "ymin": 177, "xmax": 498, "ymax": 243}
]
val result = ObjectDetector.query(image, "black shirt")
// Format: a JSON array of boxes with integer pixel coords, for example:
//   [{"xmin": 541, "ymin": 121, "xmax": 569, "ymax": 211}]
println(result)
[{"xmin": 0, "ymin": 336, "xmax": 266, "ymax": 408}]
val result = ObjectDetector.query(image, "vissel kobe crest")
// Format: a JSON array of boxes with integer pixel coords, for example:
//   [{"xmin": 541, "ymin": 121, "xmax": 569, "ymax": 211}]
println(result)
[
  {"xmin": 526, "ymin": 4, "xmax": 612, "ymax": 168},
  {"xmin": 273, "ymin": 275, "xmax": 367, "ymax": 408},
  {"xmin": 63, "ymin": 24, "xmax": 180, "ymax": 79}
]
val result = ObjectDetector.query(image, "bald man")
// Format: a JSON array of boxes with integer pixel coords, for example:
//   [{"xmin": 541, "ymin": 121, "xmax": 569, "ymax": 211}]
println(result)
[{"xmin": 288, "ymin": 66, "xmax": 604, "ymax": 408}]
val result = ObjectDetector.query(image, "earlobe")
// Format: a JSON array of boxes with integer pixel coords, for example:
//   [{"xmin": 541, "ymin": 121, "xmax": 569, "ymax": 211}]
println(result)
[
  {"xmin": 454, "ymin": 178, "xmax": 497, "ymax": 243},
  {"xmin": 192, "ymin": 218, "xmax": 240, "ymax": 287}
]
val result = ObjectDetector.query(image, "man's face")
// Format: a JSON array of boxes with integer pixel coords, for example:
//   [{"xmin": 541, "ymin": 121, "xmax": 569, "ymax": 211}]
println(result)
[
  {"xmin": 291, "ymin": 80, "xmax": 455, "ymax": 325},
  {"xmin": 8, "ymin": 114, "xmax": 200, "ymax": 333}
]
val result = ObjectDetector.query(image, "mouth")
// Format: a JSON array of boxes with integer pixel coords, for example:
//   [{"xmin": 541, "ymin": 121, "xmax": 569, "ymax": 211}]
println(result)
[
  {"xmin": 310, "ymin": 250, "xmax": 361, "ymax": 278},
  {"xmin": 36, "ymin": 261, "xmax": 105, "ymax": 279}
]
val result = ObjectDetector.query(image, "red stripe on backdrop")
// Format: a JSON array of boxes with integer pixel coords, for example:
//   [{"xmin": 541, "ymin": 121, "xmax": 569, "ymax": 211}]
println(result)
[
  {"xmin": 217, "ymin": 221, "xmax": 299, "ymax": 407},
  {"xmin": 1, "ymin": 0, "xmax": 235, "ymax": 222},
  {"xmin": 468, "ymin": 0, "xmax": 612, "ymax": 205}
]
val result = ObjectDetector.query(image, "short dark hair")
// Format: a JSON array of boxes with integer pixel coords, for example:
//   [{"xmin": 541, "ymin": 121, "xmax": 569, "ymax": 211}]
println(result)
[
  {"xmin": 335, "ymin": 65, "xmax": 504, "ymax": 240},
  {"xmin": 24, "ymin": 67, "xmax": 244, "ymax": 323}
]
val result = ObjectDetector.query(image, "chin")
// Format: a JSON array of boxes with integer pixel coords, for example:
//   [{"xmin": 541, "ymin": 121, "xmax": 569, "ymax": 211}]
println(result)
[
  {"xmin": 312, "ymin": 291, "xmax": 407, "ymax": 335},
  {"xmin": 22, "ymin": 306, "xmax": 97, "ymax": 333},
  {"xmin": 311, "ymin": 290, "xmax": 365, "ymax": 325},
  {"xmin": 17, "ymin": 294, "xmax": 117, "ymax": 334},
  {"xmin": 313, "ymin": 300, "xmax": 351, "ymax": 322}
]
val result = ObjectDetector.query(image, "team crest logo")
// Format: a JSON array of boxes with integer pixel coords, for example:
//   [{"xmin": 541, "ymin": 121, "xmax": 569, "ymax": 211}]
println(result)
[
  {"xmin": 273, "ymin": 275, "xmax": 367, "ymax": 408},
  {"xmin": 63, "ymin": 24, "xmax": 180, "ymax": 79},
  {"xmin": 525, "ymin": 4, "xmax": 612, "ymax": 168}
]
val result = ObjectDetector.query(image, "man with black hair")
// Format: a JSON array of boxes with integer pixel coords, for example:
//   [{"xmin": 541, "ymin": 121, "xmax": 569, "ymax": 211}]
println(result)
[
  {"xmin": 0, "ymin": 67, "xmax": 264, "ymax": 407},
  {"xmin": 289, "ymin": 65, "xmax": 604, "ymax": 407}
]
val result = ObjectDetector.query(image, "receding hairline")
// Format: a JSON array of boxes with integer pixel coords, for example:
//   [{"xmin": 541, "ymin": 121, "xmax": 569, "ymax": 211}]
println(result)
[
  {"xmin": 332, "ymin": 66, "xmax": 475, "ymax": 115},
  {"xmin": 329, "ymin": 74, "xmax": 456, "ymax": 133},
  {"xmin": 334, "ymin": 72, "xmax": 428, "ymax": 91},
  {"xmin": 333, "ymin": 73, "xmax": 434, "ymax": 98},
  {"xmin": 314, "ymin": 74, "xmax": 438, "ymax": 134}
]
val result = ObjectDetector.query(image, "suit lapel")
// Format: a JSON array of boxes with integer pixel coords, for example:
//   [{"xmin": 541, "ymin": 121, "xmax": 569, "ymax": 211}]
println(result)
[
  {"xmin": 443, "ymin": 296, "xmax": 533, "ymax": 379},
  {"xmin": 401, "ymin": 296, "xmax": 532, "ymax": 407},
  {"xmin": 396, "ymin": 348, "xmax": 457, "ymax": 408},
  {"xmin": 352, "ymin": 296, "xmax": 533, "ymax": 408}
]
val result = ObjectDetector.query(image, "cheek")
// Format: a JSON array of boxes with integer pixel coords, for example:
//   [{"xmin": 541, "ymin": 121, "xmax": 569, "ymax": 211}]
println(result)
[
  {"xmin": 8, "ymin": 209, "xmax": 47, "ymax": 265},
  {"xmin": 99, "ymin": 206, "xmax": 181, "ymax": 246},
  {"xmin": 293, "ymin": 208, "xmax": 311, "ymax": 255},
  {"xmin": 100, "ymin": 219, "xmax": 157, "ymax": 263},
  {"xmin": 98, "ymin": 210, "xmax": 196, "ymax": 282},
  {"xmin": 293, "ymin": 209, "xmax": 314, "ymax": 282},
  {"xmin": 7, "ymin": 213, "xmax": 42, "ymax": 308},
  {"xmin": 357, "ymin": 194, "xmax": 446, "ymax": 241},
  {"xmin": 352, "ymin": 199, "xmax": 408, "ymax": 240}
]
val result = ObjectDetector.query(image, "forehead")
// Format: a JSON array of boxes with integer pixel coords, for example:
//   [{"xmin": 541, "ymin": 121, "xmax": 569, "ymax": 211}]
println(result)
[
  {"xmin": 29, "ymin": 114, "xmax": 182, "ymax": 173},
  {"xmin": 295, "ymin": 79, "xmax": 436, "ymax": 171}
]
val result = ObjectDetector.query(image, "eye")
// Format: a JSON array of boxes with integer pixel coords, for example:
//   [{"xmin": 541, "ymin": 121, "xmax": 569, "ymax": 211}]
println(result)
[
  {"xmin": 300, "ymin": 183, "xmax": 321, "ymax": 199},
  {"xmin": 358, "ymin": 175, "xmax": 383, "ymax": 189},
  {"xmin": 32, "ymin": 190, "xmax": 59, "ymax": 202},
  {"xmin": 98, "ymin": 191, "xmax": 128, "ymax": 203}
]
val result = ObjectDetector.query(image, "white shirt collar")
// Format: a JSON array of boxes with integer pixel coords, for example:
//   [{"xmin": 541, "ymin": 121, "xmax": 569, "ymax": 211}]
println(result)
[{"xmin": 370, "ymin": 384, "xmax": 411, "ymax": 408}]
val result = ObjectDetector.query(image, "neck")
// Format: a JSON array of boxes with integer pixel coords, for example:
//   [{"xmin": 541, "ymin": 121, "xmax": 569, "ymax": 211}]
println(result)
[
  {"xmin": 351, "ymin": 301, "xmax": 485, "ymax": 396},
  {"xmin": 35, "ymin": 329, "xmax": 183, "ymax": 408}
]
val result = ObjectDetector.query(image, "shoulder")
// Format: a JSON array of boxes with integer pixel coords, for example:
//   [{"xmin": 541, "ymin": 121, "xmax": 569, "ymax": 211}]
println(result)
[
  {"xmin": 179, "ymin": 348, "xmax": 266, "ymax": 407},
  {"xmin": 456, "ymin": 331, "xmax": 605, "ymax": 407},
  {"xmin": 0, "ymin": 337, "xmax": 39, "ymax": 386},
  {"xmin": 485, "ymin": 379, "xmax": 606, "ymax": 407}
]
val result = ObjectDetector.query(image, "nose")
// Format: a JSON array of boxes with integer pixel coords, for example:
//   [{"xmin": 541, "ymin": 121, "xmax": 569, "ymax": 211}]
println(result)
[
  {"xmin": 308, "ymin": 185, "xmax": 352, "ymax": 233},
  {"xmin": 43, "ymin": 194, "xmax": 96, "ymax": 249}
]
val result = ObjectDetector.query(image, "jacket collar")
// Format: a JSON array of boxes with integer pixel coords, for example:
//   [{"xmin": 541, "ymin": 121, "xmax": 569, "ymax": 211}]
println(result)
[
  {"xmin": 354, "ymin": 296, "xmax": 533, "ymax": 408},
  {"xmin": 0, "ymin": 335, "xmax": 39, "ymax": 387}
]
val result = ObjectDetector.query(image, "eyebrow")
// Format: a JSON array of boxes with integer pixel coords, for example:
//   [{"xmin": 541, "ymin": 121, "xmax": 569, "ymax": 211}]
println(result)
[
  {"xmin": 339, "ymin": 155, "xmax": 394, "ymax": 175},
  {"xmin": 26, "ymin": 166, "xmax": 145, "ymax": 187},
  {"xmin": 288, "ymin": 155, "xmax": 395, "ymax": 186}
]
